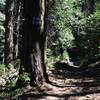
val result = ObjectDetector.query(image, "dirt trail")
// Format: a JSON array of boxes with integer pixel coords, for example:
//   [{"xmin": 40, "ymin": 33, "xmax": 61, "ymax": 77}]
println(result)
[
  {"xmin": 15, "ymin": 70, "xmax": 100, "ymax": 100},
  {"xmin": 1, "ymin": 69, "xmax": 100, "ymax": 100}
]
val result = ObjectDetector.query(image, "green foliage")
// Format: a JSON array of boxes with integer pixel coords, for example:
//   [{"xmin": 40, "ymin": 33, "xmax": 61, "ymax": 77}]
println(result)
[
  {"xmin": 46, "ymin": 0, "xmax": 75, "ymax": 64},
  {"xmin": 86, "ymin": 11, "xmax": 100, "ymax": 33},
  {"xmin": 13, "ymin": 59, "xmax": 20, "ymax": 69},
  {"xmin": 0, "ymin": 64, "xmax": 14, "ymax": 75},
  {"xmin": 80, "ymin": 11, "xmax": 100, "ymax": 59},
  {"xmin": 46, "ymin": 0, "xmax": 100, "ymax": 66},
  {"xmin": 0, "ymin": 64, "xmax": 9, "ymax": 75},
  {"xmin": 96, "ymin": 0, "xmax": 100, "ymax": 11},
  {"xmin": 18, "ymin": 72, "xmax": 30, "ymax": 86},
  {"xmin": 0, "ymin": 0, "xmax": 5, "ymax": 13},
  {"xmin": 0, "ymin": 64, "xmax": 6, "ymax": 73},
  {"xmin": 67, "ymin": 0, "xmax": 100, "ymax": 61},
  {"xmin": 0, "ymin": 59, "xmax": 20, "ymax": 75}
]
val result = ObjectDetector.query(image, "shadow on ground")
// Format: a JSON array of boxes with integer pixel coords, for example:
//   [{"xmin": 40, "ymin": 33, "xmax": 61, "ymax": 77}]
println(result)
[{"xmin": 0, "ymin": 61, "xmax": 100, "ymax": 100}]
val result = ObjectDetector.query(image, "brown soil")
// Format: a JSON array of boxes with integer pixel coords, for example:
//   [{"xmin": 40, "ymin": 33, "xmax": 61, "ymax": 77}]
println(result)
[
  {"xmin": 16, "ymin": 69, "xmax": 100, "ymax": 99},
  {"xmin": 1, "ymin": 68, "xmax": 100, "ymax": 100}
]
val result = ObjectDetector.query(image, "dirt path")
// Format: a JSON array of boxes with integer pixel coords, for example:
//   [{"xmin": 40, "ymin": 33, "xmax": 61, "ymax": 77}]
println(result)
[
  {"xmin": 14, "ymin": 70, "xmax": 100, "ymax": 100},
  {"xmin": 1, "ymin": 69, "xmax": 100, "ymax": 100}
]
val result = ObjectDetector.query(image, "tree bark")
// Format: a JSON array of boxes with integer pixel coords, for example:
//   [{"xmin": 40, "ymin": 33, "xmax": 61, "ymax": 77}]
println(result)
[
  {"xmin": 22, "ymin": 0, "xmax": 49, "ymax": 86},
  {"xmin": 5, "ymin": 0, "xmax": 14, "ymax": 66},
  {"xmin": 13, "ymin": 0, "xmax": 21, "ymax": 61}
]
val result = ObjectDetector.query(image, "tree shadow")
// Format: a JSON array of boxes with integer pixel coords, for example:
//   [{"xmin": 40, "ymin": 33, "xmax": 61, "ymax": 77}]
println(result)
[
  {"xmin": 1, "ymin": 78, "xmax": 100, "ymax": 100},
  {"xmin": 0, "ymin": 61, "xmax": 100, "ymax": 99},
  {"xmin": 10, "ymin": 86, "xmax": 100, "ymax": 100}
]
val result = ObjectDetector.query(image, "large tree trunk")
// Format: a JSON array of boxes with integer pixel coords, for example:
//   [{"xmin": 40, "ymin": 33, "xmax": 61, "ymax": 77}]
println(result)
[
  {"xmin": 5, "ymin": 0, "xmax": 14, "ymax": 66},
  {"xmin": 22, "ymin": 0, "xmax": 49, "ymax": 86}
]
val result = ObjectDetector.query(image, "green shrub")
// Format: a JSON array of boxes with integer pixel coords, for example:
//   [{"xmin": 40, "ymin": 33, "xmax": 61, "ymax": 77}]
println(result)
[{"xmin": 17, "ymin": 72, "xmax": 30, "ymax": 86}]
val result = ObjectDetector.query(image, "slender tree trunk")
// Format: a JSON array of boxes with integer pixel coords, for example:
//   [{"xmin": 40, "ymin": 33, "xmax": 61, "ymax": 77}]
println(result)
[
  {"xmin": 16, "ymin": 0, "xmax": 24, "ymax": 75},
  {"xmin": 5, "ymin": 0, "xmax": 14, "ymax": 66},
  {"xmin": 40, "ymin": 0, "xmax": 50, "ymax": 83},
  {"xmin": 13, "ymin": 0, "xmax": 21, "ymax": 60}
]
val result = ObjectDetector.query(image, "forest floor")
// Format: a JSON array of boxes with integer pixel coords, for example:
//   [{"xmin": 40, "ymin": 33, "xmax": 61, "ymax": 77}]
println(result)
[{"xmin": 1, "ymin": 64, "xmax": 100, "ymax": 100}]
